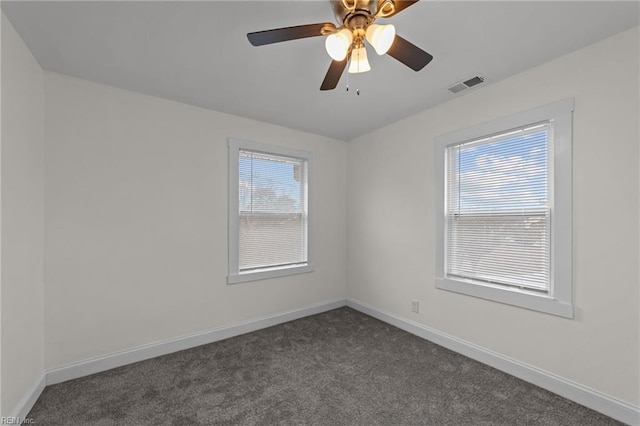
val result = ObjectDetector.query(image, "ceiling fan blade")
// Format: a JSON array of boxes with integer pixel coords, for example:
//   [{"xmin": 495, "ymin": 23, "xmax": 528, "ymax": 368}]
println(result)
[
  {"xmin": 377, "ymin": 0, "xmax": 420, "ymax": 18},
  {"xmin": 320, "ymin": 58, "xmax": 348, "ymax": 91},
  {"xmin": 386, "ymin": 35, "xmax": 433, "ymax": 71},
  {"xmin": 247, "ymin": 23, "xmax": 336, "ymax": 46}
]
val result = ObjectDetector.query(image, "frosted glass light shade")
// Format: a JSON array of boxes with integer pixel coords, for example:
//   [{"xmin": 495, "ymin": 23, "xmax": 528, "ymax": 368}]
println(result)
[
  {"xmin": 348, "ymin": 46, "xmax": 371, "ymax": 73},
  {"xmin": 325, "ymin": 29, "xmax": 353, "ymax": 61},
  {"xmin": 365, "ymin": 24, "xmax": 396, "ymax": 55}
]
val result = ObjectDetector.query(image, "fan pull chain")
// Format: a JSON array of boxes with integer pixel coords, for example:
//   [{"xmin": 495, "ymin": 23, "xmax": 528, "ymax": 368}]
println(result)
[
  {"xmin": 344, "ymin": 67, "xmax": 361, "ymax": 95},
  {"xmin": 346, "ymin": 67, "xmax": 349, "ymax": 92}
]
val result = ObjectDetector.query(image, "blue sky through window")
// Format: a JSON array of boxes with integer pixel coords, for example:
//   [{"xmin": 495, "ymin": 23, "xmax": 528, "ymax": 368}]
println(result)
[
  {"xmin": 239, "ymin": 152, "xmax": 304, "ymax": 213},
  {"xmin": 452, "ymin": 126, "xmax": 549, "ymax": 213}
]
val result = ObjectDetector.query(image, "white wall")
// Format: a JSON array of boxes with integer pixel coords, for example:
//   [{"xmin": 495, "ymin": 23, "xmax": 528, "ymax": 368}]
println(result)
[
  {"xmin": 43, "ymin": 72, "xmax": 347, "ymax": 369},
  {"xmin": 0, "ymin": 13, "xmax": 45, "ymax": 416},
  {"xmin": 347, "ymin": 26, "xmax": 639, "ymax": 406},
  {"xmin": 1, "ymin": 6, "xmax": 637, "ymax": 418}
]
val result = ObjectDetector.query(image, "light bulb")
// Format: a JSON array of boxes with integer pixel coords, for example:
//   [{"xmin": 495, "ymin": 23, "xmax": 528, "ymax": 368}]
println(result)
[
  {"xmin": 348, "ymin": 46, "xmax": 371, "ymax": 74},
  {"xmin": 325, "ymin": 29, "xmax": 353, "ymax": 61},
  {"xmin": 365, "ymin": 24, "xmax": 396, "ymax": 55}
]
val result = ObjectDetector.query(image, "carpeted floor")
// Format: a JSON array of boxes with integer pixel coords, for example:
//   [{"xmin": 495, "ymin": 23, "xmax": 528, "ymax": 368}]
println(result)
[{"xmin": 27, "ymin": 307, "xmax": 622, "ymax": 425}]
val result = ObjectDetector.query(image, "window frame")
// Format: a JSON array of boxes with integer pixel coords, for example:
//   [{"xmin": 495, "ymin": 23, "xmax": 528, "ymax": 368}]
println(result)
[
  {"xmin": 434, "ymin": 99, "xmax": 574, "ymax": 318},
  {"xmin": 228, "ymin": 138, "xmax": 314, "ymax": 284}
]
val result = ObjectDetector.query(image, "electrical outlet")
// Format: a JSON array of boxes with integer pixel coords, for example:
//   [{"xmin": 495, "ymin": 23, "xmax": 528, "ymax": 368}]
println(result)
[{"xmin": 411, "ymin": 300, "xmax": 419, "ymax": 313}]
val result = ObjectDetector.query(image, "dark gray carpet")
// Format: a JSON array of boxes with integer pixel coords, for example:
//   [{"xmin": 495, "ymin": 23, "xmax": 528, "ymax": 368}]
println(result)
[{"xmin": 27, "ymin": 307, "xmax": 622, "ymax": 425}]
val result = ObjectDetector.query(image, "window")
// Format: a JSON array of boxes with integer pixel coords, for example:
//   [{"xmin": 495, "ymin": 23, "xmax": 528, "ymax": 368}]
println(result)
[
  {"xmin": 228, "ymin": 139, "xmax": 313, "ymax": 284},
  {"xmin": 435, "ymin": 99, "xmax": 574, "ymax": 318}
]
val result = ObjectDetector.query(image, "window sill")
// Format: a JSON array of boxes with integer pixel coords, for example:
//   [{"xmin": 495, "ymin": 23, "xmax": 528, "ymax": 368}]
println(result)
[
  {"xmin": 435, "ymin": 277, "xmax": 573, "ymax": 318},
  {"xmin": 228, "ymin": 263, "xmax": 314, "ymax": 285}
]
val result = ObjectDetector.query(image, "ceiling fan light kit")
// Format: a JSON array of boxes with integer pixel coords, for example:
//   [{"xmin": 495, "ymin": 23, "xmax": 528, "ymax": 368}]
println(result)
[
  {"xmin": 325, "ymin": 28, "xmax": 353, "ymax": 61},
  {"xmin": 247, "ymin": 0, "xmax": 433, "ymax": 91},
  {"xmin": 348, "ymin": 46, "xmax": 371, "ymax": 73},
  {"xmin": 365, "ymin": 24, "xmax": 396, "ymax": 55}
]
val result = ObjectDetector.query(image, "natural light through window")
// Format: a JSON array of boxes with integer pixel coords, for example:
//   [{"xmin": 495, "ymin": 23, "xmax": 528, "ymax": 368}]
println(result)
[
  {"xmin": 446, "ymin": 123, "xmax": 550, "ymax": 293},
  {"xmin": 228, "ymin": 139, "xmax": 313, "ymax": 284},
  {"xmin": 435, "ymin": 100, "xmax": 574, "ymax": 318},
  {"xmin": 239, "ymin": 150, "xmax": 308, "ymax": 272}
]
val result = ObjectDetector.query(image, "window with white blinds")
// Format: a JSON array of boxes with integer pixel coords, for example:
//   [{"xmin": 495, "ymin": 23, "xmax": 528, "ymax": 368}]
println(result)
[
  {"xmin": 239, "ymin": 150, "xmax": 308, "ymax": 272},
  {"xmin": 446, "ymin": 123, "xmax": 551, "ymax": 292},
  {"xmin": 435, "ymin": 99, "xmax": 574, "ymax": 318},
  {"xmin": 228, "ymin": 139, "xmax": 313, "ymax": 284}
]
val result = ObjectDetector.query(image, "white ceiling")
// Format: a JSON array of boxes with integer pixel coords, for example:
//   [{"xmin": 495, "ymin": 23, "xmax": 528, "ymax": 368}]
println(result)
[{"xmin": 2, "ymin": 1, "xmax": 639, "ymax": 141}]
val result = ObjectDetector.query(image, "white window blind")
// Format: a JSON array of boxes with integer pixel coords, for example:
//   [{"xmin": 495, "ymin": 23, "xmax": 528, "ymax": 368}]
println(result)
[
  {"xmin": 446, "ymin": 122, "xmax": 551, "ymax": 292},
  {"xmin": 238, "ymin": 149, "xmax": 308, "ymax": 272}
]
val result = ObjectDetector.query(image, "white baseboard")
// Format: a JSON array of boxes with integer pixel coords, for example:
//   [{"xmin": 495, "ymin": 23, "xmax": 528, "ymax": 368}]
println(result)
[
  {"xmin": 347, "ymin": 298, "xmax": 640, "ymax": 426},
  {"xmin": 46, "ymin": 298, "xmax": 345, "ymax": 386},
  {"xmin": 8, "ymin": 373, "xmax": 46, "ymax": 422}
]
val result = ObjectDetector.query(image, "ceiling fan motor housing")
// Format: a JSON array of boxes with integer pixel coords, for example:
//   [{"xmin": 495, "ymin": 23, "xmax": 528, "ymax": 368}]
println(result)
[{"xmin": 332, "ymin": 0, "xmax": 378, "ymax": 27}]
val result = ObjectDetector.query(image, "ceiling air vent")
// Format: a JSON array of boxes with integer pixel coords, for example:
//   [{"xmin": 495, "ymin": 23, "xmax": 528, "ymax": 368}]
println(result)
[{"xmin": 448, "ymin": 75, "xmax": 485, "ymax": 94}]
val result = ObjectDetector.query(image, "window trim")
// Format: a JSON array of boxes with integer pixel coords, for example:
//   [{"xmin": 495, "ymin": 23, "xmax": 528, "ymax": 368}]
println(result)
[
  {"xmin": 434, "ymin": 99, "xmax": 574, "ymax": 318},
  {"xmin": 228, "ymin": 138, "xmax": 314, "ymax": 284}
]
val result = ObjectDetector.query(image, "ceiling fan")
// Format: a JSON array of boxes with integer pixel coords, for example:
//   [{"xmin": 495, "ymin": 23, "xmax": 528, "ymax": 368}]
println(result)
[{"xmin": 247, "ymin": 0, "xmax": 433, "ymax": 91}]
